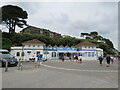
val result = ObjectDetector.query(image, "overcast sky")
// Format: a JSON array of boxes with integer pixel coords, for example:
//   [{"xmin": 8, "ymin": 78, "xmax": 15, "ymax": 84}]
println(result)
[{"xmin": 1, "ymin": 1, "xmax": 118, "ymax": 50}]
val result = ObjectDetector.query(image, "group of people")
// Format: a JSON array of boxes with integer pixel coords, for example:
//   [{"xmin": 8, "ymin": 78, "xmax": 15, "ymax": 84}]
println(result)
[
  {"xmin": 98, "ymin": 55, "xmax": 115, "ymax": 67},
  {"xmin": 74, "ymin": 55, "xmax": 83, "ymax": 64},
  {"xmin": 33, "ymin": 52, "xmax": 119, "ymax": 68}
]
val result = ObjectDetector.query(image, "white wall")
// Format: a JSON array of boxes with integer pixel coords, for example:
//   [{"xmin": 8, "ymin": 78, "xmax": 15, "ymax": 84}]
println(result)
[
  {"xmin": 78, "ymin": 47, "xmax": 103, "ymax": 60},
  {"xmin": 81, "ymin": 46, "xmax": 96, "ymax": 49},
  {"xmin": 79, "ymin": 51, "xmax": 97, "ymax": 60},
  {"xmin": 24, "ymin": 44, "xmax": 43, "ymax": 49},
  {"xmin": 11, "ymin": 45, "xmax": 103, "ymax": 61},
  {"xmin": 10, "ymin": 44, "xmax": 44, "ymax": 61},
  {"xmin": 44, "ymin": 51, "xmax": 58, "ymax": 60}
]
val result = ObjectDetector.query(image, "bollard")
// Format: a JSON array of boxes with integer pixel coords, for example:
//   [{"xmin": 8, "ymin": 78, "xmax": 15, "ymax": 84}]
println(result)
[
  {"xmin": 35, "ymin": 62, "xmax": 37, "ymax": 68},
  {"xmin": 18, "ymin": 58, "xmax": 23, "ymax": 71},
  {"xmin": 18, "ymin": 58, "xmax": 21, "ymax": 70},
  {"xmin": 5, "ymin": 60, "xmax": 8, "ymax": 72},
  {"xmin": 38, "ymin": 61, "xmax": 40, "ymax": 68},
  {"xmin": 20, "ymin": 62, "xmax": 23, "ymax": 71}
]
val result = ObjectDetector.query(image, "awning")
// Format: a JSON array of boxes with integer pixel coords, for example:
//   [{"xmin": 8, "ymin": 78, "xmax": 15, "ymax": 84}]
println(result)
[
  {"xmin": 57, "ymin": 50, "xmax": 78, "ymax": 53},
  {"xmin": 67, "ymin": 50, "xmax": 78, "ymax": 53},
  {"xmin": 57, "ymin": 50, "xmax": 68, "ymax": 53}
]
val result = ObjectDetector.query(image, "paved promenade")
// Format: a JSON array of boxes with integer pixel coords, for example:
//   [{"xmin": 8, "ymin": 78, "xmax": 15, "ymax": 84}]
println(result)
[{"xmin": 2, "ymin": 60, "xmax": 118, "ymax": 88}]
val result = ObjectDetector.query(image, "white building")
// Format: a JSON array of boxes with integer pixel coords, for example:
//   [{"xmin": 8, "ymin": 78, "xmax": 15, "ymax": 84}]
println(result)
[
  {"xmin": 11, "ymin": 39, "xmax": 45, "ymax": 61},
  {"xmin": 10, "ymin": 39, "xmax": 103, "ymax": 61},
  {"xmin": 75, "ymin": 41, "xmax": 103, "ymax": 60}
]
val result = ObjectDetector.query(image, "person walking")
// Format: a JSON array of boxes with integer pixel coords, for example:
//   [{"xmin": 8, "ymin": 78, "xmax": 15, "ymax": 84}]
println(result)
[
  {"xmin": 75, "ymin": 55, "xmax": 78, "ymax": 63},
  {"xmin": 34, "ymin": 53, "xmax": 37, "ymax": 68},
  {"xmin": 119, "ymin": 56, "xmax": 120, "ymax": 61},
  {"xmin": 98, "ymin": 55, "xmax": 104, "ymax": 66},
  {"xmin": 37, "ymin": 53, "xmax": 41, "ymax": 68},
  {"xmin": 33, "ymin": 53, "xmax": 37, "ymax": 61},
  {"xmin": 62, "ymin": 54, "xmax": 65, "ymax": 62},
  {"xmin": 118, "ymin": 56, "xmax": 120, "ymax": 64},
  {"xmin": 78, "ymin": 54, "xmax": 82, "ymax": 64},
  {"xmin": 106, "ymin": 55, "xmax": 111, "ymax": 67},
  {"xmin": 110, "ymin": 55, "xmax": 114, "ymax": 64},
  {"xmin": 43, "ymin": 54, "xmax": 47, "ymax": 62}
]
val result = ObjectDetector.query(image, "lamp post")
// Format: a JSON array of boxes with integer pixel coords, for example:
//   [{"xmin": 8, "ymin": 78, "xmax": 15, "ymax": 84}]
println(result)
[{"xmin": 21, "ymin": 45, "xmax": 24, "ymax": 70}]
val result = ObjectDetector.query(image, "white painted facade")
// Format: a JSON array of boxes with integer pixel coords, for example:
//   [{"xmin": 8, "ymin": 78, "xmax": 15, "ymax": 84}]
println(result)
[
  {"xmin": 79, "ymin": 47, "xmax": 103, "ymax": 60},
  {"xmin": 11, "ymin": 44, "xmax": 44, "ymax": 61},
  {"xmin": 11, "ymin": 46, "xmax": 103, "ymax": 61},
  {"xmin": 43, "ymin": 51, "xmax": 59, "ymax": 60},
  {"xmin": 10, "ymin": 40, "xmax": 103, "ymax": 61}
]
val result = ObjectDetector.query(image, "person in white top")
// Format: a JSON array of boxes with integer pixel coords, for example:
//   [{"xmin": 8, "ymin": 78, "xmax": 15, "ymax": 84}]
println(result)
[
  {"xmin": 33, "ymin": 53, "xmax": 37, "ymax": 62},
  {"xmin": 33, "ymin": 53, "xmax": 37, "ymax": 68}
]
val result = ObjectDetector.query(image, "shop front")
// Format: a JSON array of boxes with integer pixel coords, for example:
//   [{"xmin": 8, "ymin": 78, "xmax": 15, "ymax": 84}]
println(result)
[
  {"xmin": 57, "ymin": 50, "xmax": 78, "ymax": 60},
  {"xmin": 44, "ymin": 47, "xmax": 79, "ymax": 60}
]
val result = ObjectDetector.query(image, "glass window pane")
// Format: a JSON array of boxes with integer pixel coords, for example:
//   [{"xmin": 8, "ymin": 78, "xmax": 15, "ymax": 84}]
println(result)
[
  {"xmin": 37, "ymin": 51, "xmax": 40, "ymax": 55},
  {"xmin": 92, "ymin": 52, "xmax": 94, "ymax": 57},
  {"xmin": 85, "ymin": 52, "xmax": 87, "ymax": 57},
  {"xmin": 52, "ymin": 52, "xmax": 56, "ymax": 57},
  {"xmin": 21, "ymin": 52, "xmax": 24, "ymax": 56},
  {"xmin": 16, "ymin": 52, "xmax": 20, "ymax": 56},
  {"xmin": 88, "ymin": 52, "xmax": 91, "ymax": 57}
]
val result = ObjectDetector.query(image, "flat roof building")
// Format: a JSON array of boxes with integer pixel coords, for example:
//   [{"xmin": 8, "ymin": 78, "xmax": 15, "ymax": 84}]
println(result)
[{"xmin": 20, "ymin": 26, "xmax": 61, "ymax": 38}]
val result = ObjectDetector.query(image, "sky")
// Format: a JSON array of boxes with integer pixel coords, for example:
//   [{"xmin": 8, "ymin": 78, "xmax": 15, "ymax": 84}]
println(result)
[{"xmin": 0, "ymin": 1, "xmax": 118, "ymax": 50}]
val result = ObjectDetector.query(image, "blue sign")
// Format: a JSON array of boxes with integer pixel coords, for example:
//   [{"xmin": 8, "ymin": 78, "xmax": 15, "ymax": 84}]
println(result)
[{"xmin": 44, "ymin": 47, "xmax": 77, "ymax": 50}]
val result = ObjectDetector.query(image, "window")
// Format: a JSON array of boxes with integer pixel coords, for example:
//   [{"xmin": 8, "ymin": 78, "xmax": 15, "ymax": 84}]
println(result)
[
  {"xmin": 37, "ymin": 51, "xmax": 40, "ymax": 55},
  {"xmin": 27, "ymin": 51, "xmax": 31, "ymax": 55},
  {"xmin": 28, "ymin": 45, "xmax": 31, "ymax": 47},
  {"xmin": 85, "ymin": 46, "xmax": 87, "ymax": 48},
  {"xmin": 52, "ymin": 52, "xmax": 56, "ymax": 57},
  {"xmin": 88, "ymin": 52, "xmax": 91, "ymax": 57},
  {"xmin": 92, "ymin": 52, "xmax": 94, "ymax": 57},
  {"xmin": 44, "ymin": 52, "xmax": 49, "ymax": 54},
  {"xmin": 38, "ymin": 45, "xmax": 40, "ymax": 47},
  {"xmin": 33, "ymin": 45, "xmax": 35, "ymax": 47},
  {"xmin": 96, "ymin": 52, "xmax": 98, "ymax": 57},
  {"xmin": 88, "ymin": 46, "xmax": 90, "ymax": 48},
  {"xmin": 81, "ymin": 53, "xmax": 84, "ymax": 56},
  {"xmin": 1, "ymin": 54, "xmax": 14, "ymax": 58},
  {"xmin": 16, "ymin": 52, "xmax": 20, "ymax": 56},
  {"xmin": 40, "ymin": 31, "xmax": 43, "ymax": 34},
  {"xmin": 84, "ymin": 52, "xmax": 87, "ymax": 57},
  {"xmin": 21, "ymin": 52, "xmax": 25, "ymax": 56}
]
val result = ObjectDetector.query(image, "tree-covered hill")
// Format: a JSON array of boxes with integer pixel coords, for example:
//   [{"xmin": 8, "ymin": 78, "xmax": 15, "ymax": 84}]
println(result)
[
  {"xmin": 2, "ymin": 32, "xmax": 115, "ymax": 55},
  {"xmin": 1, "ymin": 5, "xmax": 116, "ymax": 55}
]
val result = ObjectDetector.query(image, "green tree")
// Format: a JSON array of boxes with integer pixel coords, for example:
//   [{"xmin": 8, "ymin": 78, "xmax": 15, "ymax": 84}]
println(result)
[
  {"xmin": 85, "ymin": 36, "xmax": 91, "ymax": 40},
  {"xmin": 2, "ymin": 5, "xmax": 28, "ymax": 33},
  {"xmin": 103, "ymin": 38, "xmax": 114, "ymax": 48},
  {"xmin": 10, "ymin": 33, "xmax": 23, "ymax": 46},
  {"xmin": 89, "ymin": 31, "xmax": 98, "ymax": 40},
  {"xmin": 90, "ymin": 31, "xmax": 98, "ymax": 36},
  {"xmin": 2, "ymin": 38, "xmax": 13, "ymax": 51},
  {"xmin": 80, "ymin": 33, "xmax": 90, "ymax": 38},
  {"xmin": 98, "ymin": 42, "xmax": 114, "ymax": 55}
]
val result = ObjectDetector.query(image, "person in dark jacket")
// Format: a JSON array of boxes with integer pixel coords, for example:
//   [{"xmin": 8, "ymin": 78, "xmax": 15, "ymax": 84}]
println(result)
[
  {"xmin": 62, "ymin": 54, "xmax": 65, "ymax": 62},
  {"xmin": 106, "ymin": 55, "xmax": 111, "ymax": 67},
  {"xmin": 37, "ymin": 54, "xmax": 41, "ymax": 68},
  {"xmin": 98, "ymin": 55, "xmax": 104, "ymax": 66}
]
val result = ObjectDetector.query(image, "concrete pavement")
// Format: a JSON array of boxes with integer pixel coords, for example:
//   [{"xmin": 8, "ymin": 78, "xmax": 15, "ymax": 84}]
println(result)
[{"xmin": 2, "ymin": 60, "xmax": 118, "ymax": 88}]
